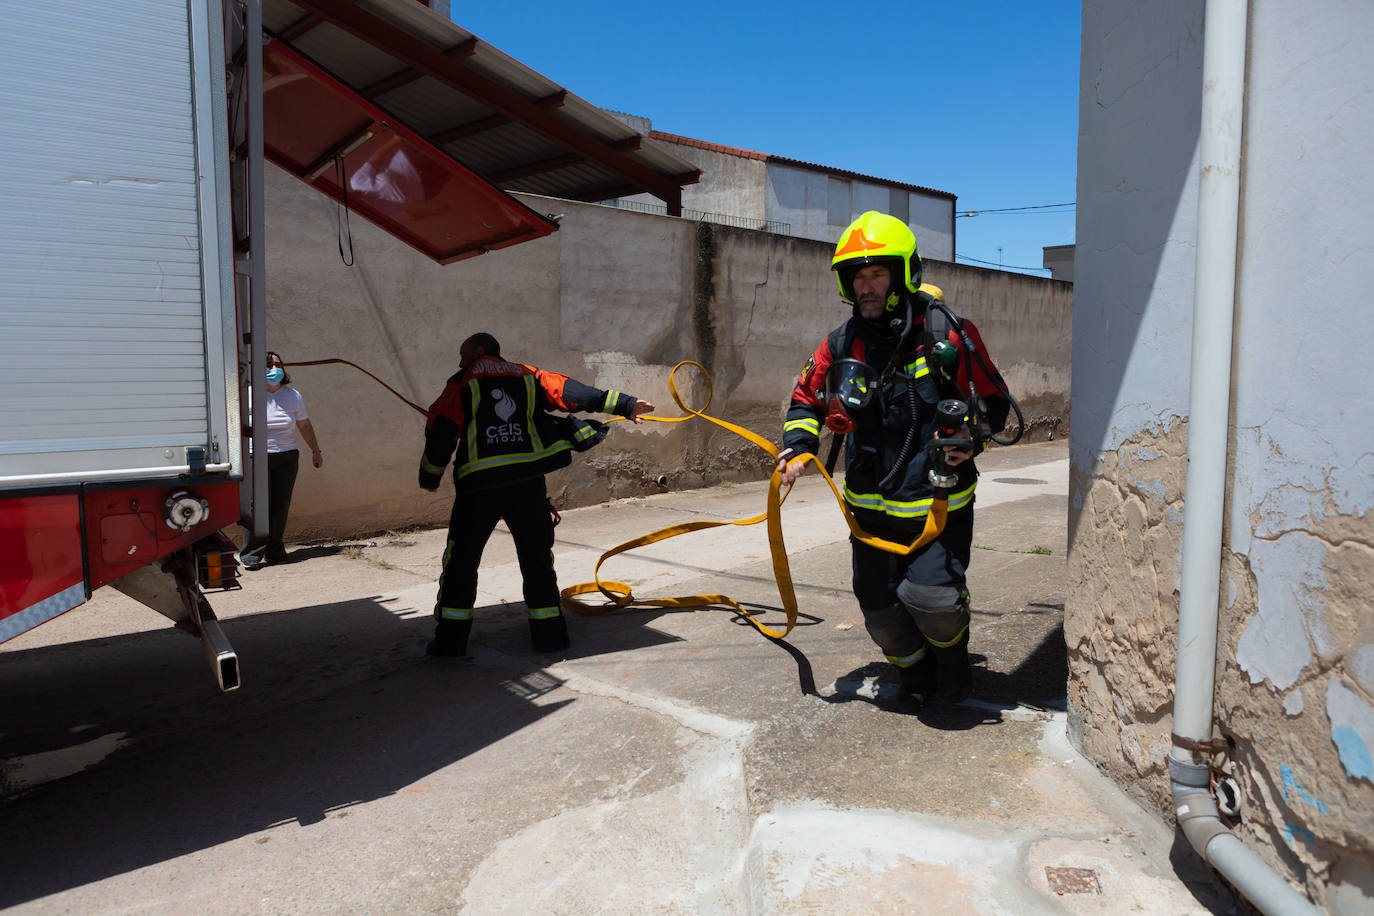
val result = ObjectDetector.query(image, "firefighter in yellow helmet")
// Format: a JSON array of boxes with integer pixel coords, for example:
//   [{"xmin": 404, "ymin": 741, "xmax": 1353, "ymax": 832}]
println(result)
[{"xmin": 776, "ymin": 212, "xmax": 1012, "ymax": 710}]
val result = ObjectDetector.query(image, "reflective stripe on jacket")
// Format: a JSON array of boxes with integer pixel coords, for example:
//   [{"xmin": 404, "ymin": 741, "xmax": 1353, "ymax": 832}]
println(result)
[
  {"xmin": 419, "ymin": 356, "xmax": 636, "ymax": 492},
  {"xmin": 781, "ymin": 315, "xmax": 1004, "ymax": 534}
]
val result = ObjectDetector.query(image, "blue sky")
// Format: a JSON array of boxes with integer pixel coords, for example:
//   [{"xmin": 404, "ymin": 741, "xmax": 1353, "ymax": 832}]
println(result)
[{"xmin": 452, "ymin": 1, "xmax": 1080, "ymax": 276}]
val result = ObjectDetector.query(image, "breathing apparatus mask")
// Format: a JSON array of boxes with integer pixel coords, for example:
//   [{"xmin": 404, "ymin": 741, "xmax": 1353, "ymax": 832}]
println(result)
[
  {"xmin": 822, "ymin": 358, "xmax": 874, "ymax": 434},
  {"xmin": 820, "ymin": 288, "xmax": 922, "ymax": 432}
]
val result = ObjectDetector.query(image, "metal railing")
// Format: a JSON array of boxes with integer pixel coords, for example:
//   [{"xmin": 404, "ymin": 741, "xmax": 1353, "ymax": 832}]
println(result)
[{"xmin": 597, "ymin": 198, "xmax": 790, "ymax": 234}]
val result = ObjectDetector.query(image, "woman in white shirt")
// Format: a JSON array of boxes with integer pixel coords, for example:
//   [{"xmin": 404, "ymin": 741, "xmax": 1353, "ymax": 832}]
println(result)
[{"xmin": 241, "ymin": 351, "xmax": 324, "ymax": 569}]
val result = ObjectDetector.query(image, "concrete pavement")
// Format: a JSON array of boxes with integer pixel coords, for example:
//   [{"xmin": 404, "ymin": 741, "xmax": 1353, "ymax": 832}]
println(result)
[{"xmin": 0, "ymin": 441, "xmax": 1237, "ymax": 913}]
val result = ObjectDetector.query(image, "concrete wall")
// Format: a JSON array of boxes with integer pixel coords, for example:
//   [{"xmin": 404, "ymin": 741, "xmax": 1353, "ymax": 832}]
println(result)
[
  {"xmin": 263, "ymin": 165, "xmax": 1068, "ymax": 543},
  {"xmin": 1068, "ymin": 1, "xmax": 1374, "ymax": 910}
]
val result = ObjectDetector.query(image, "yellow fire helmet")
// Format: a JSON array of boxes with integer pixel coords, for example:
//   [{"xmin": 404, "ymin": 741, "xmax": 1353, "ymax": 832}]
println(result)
[{"xmin": 831, "ymin": 211, "xmax": 922, "ymax": 307}]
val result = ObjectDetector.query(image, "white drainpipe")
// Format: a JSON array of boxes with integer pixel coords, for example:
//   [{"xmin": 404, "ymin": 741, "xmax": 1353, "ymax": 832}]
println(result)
[{"xmin": 1169, "ymin": 1, "xmax": 1321, "ymax": 913}]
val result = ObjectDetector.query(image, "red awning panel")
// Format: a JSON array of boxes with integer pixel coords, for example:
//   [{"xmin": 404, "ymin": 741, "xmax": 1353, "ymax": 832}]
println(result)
[{"xmin": 262, "ymin": 40, "xmax": 556, "ymax": 263}]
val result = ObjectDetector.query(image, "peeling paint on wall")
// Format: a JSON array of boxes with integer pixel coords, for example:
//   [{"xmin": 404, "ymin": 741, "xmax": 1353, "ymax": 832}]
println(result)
[
  {"xmin": 1326, "ymin": 680, "xmax": 1374, "ymax": 783},
  {"xmin": 1229, "ymin": 424, "xmax": 1373, "ymax": 555},
  {"xmin": 1069, "ymin": 0, "xmax": 1374, "ymax": 906},
  {"xmin": 1135, "ymin": 477, "xmax": 1165, "ymax": 510},
  {"xmin": 1236, "ymin": 533, "xmax": 1325, "ymax": 689}
]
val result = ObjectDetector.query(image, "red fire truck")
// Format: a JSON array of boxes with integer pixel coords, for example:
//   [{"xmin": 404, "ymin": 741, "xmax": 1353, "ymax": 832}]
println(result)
[{"xmin": 0, "ymin": 0, "xmax": 593, "ymax": 690}]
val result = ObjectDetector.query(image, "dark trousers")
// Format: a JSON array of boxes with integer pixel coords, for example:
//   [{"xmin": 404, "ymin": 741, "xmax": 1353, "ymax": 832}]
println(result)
[
  {"xmin": 850, "ymin": 508, "xmax": 974, "ymax": 663},
  {"xmin": 850, "ymin": 508, "xmax": 973, "ymax": 609},
  {"xmin": 436, "ymin": 477, "xmax": 560, "ymax": 619},
  {"xmin": 242, "ymin": 449, "xmax": 299, "ymax": 562}
]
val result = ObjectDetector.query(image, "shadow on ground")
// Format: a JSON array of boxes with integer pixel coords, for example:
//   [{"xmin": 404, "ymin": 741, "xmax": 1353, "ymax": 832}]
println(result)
[
  {"xmin": 0, "ymin": 596, "xmax": 678, "ymax": 907},
  {"xmin": 749, "ymin": 596, "xmax": 1068, "ymax": 730}
]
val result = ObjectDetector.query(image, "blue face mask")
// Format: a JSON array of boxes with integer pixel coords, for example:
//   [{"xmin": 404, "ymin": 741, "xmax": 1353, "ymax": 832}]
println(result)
[{"xmin": 266, "ymin": 367, "xmax": 285, "ymax": 385}]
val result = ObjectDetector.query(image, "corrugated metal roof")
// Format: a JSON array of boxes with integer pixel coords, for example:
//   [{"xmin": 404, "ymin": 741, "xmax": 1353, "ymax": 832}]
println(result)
[{"xmin": 262, "ymin": 0, "xmax": 700, "ymax": 210}]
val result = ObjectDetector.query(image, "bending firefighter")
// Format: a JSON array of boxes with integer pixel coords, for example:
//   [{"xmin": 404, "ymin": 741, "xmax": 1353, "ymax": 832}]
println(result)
[
  {"xmin": 777, "ymin": 212, "xmax": 1012, "ymax": 708},
  {"xmin": 418, "ymin": 333, "xmax": 655, "ymax": 656}
]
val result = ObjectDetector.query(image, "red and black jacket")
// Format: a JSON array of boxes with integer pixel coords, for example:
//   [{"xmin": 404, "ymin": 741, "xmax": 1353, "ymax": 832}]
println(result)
[
  {"xmin": 783, "ymin": 315, "xmax": 1009, "ymax": 537},
  {"xmin": 419, "ymin": 356, "xmax": 638, "ymax": 492}
]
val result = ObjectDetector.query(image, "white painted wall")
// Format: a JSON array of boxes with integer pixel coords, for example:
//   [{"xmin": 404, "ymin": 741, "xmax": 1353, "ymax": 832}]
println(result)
[
  {"xmin": 1226, "ymin": 12, "xmax": 1374, "ymax": 856},
  {"xmin": 1069, "ymin": 0, "xmax": 1202, "ymax": 481},
  {"xmin": 1069, "ymin": 0, "xmax": 1374, "ymax": 906},
  {"xmin": 908, "ymin": 191, "xmax": 955, "ymax": 261},
  {"xmin": 765, "ymin": 165, "xmax": 830, "ymax": 241},
  {"xmin": 625, "ymin": 140, "xmax": 769, "ymax": 225},
  {"xmin": 766, "ymin": 161, "xmax": 954, "ymax": 259}
]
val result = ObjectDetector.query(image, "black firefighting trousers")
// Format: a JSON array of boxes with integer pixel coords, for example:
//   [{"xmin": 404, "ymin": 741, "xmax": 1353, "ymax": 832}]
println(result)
[{"xmin": 436, "ymin": 476, "xmax": 560, "ymax": 617}]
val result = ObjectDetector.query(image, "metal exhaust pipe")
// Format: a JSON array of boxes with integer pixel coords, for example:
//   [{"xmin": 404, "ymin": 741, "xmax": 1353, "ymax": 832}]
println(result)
[
  {"xmin": 190, "ymin": 593, "xmax": 240, "ymax": 692},
  {"xmin": 111, "ymin": 557, "xmax": 241, "ymax": 692},
  {"xmin": 199, "ymin": 613, "xmax": 240, "ymax": 692}
]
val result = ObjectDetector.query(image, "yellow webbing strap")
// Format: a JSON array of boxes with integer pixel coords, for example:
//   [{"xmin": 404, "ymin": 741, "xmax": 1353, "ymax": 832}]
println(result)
[{"xmin": 560, "ymin": 361, "xmax": 949, "ymax": 640}]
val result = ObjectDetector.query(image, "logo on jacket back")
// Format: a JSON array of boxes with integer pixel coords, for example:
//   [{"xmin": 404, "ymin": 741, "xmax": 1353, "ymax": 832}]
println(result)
[{"xmin": 485, "ymin": 388, "xmax": 523, "ymax": 444}]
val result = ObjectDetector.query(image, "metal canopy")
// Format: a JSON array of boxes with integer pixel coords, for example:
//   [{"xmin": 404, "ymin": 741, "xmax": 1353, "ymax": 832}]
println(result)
[
  {"xmin": 261, "ymin": 0, "xmax": 700, "ymax": 213},
  {"xmin": 262, "ymin": 40, "xmax": 556, "ymax": 262}
]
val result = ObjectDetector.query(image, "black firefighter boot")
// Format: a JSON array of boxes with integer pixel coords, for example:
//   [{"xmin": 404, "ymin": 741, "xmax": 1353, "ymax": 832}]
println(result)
[
  {"xmin": 930, "ymin": 630, "xmax": 973, "ymax": 704},
  {"xmin": 897, "ymin": 645, "xmax": 939, "ymax": 703},
  {"xmin": 427, "ymin": 618, "xmax": 471, "ymax": 658},
  {"xmin": 529, "ymin": 612, "xmax": 571, "ymax": 653}
]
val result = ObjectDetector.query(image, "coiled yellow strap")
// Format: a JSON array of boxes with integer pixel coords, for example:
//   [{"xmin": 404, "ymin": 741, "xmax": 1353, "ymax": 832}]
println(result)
[{"xmin": 560, "ymin": 362, "xmax": 948, "ymax": 640}]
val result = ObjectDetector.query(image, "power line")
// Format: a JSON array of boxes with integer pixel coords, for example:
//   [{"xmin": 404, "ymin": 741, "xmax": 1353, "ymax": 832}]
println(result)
[
  {"xmin": 975, "ymin": 201, "xmax": 1075, "ymax": 212},
  {"xmin": 956, "ymin": 254, "xmax": 1052, "ymax": 272},
  {"xmin": 957, "ymin": 202, "xmax": 1075, "ymax": 218}
]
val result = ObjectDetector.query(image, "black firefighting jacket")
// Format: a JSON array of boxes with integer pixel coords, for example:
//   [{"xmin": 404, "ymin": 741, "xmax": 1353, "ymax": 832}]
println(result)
[
  {"xmin": 782, "ymin": 315, "xmax": 1009, "ymax": 538},
  {"xmin": 419, "ymin": 355, "xmax": 638, "ymax": 493}
]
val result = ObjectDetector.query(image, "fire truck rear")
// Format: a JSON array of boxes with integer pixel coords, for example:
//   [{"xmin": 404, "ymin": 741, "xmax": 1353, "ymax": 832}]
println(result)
[{"xmin": 1, "ymin": 0, "xmax": 265, "ymax": 691}]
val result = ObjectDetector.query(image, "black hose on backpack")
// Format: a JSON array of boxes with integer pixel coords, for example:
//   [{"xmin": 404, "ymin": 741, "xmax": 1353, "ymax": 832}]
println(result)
[
  {"xmin": 988, "ymin": 393, "xmax": 1025, "ymax": 446},
  {"xmin": 877, "ymin": 375, "xmax": 922, "ymax": 491},
  {"xmin": 928, "ymin": 299, "xmax": 1025, "ymax": 446}
]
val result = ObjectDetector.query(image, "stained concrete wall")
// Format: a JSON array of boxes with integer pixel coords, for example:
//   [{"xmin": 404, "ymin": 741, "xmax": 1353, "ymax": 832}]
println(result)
[
  {"xmin": 1068, "ymin": 1, "xmax": 1374, "ymax": 910},
  {"xmin": 262, "ymin": 166, "xmax": 1068, "ymax": 543}
]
